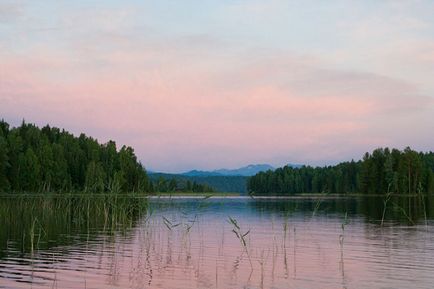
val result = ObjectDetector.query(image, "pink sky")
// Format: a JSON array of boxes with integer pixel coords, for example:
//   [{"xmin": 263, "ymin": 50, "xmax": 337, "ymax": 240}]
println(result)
[{"xmin": 1, "ymin": 1, "xmax": 434, "ymax": 172}]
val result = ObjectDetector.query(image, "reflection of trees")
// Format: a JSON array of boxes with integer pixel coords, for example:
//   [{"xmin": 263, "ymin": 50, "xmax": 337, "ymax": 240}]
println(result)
[
  {"xmin": 2, "ymin": 196, "xmax": 434, "ymax": 288},
  {"xmin": 0, "ymin": 196, "xmax": 147, "ymax": 258},
  {"xmin": 358, "ymin": 195, "xmax": 434, "ymax": 224},
  {"xmin": 248, "ymin": 196, "xmax": 434, "ymax": 224}
]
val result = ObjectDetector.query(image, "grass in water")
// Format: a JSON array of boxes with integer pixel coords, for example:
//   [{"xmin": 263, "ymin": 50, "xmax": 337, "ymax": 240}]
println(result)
[
  {"xmin": 381, "ymin": 192, "xmax": 393, "ymax": 226},
  {"xmin": 0, "ymin": 195, "xmax": 148, "ymax": 254},
  {"xmin": 418, "ymin": 184, "xmax": 428, "ymax": 227},
  {"xmin": 228, "ymin": 216, "xmax": 253, "ymax": 269},
  {"xmin": 339, "ymin": 212, "xmax": 349, "ymax": 246},
  {"xmin": 312, "ymin": 190, "xmax": 328, "ymax": 218},
  {"xmin": 391, "ymin": 201, "xmax": 415, "ymax": 225}
]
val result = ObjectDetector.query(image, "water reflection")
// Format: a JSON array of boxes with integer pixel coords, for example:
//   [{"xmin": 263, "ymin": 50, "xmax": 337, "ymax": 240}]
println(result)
[
  {"xmin": 1, "ymin": 196, "xmax": 434, "ymax": 289},
  {"xmin": 249, "ymin": 195, "xmax": 434, "ymax": 225},
  {"xmin": 0, "ymin": 196, "xmax": 147, "ymax": 256}
]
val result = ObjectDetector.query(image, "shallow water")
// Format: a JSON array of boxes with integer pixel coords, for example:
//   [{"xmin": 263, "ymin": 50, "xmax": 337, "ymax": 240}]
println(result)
[{"xmin": 1, "ymin": 196, "xmax": 434, "ymax": 289}]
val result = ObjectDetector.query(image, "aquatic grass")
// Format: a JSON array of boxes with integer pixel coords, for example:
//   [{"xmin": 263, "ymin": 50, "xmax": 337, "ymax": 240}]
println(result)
[
  {"xmin": 282, "ymin": 214, "xmax": 290, "ymax": 279},
  {"xmin": 312, "ymin": 190, "xmax": 328, "ymax": 218},
  {"xmin": 228, "ymin": 216, "xmax": 253, "ymax": 268},
  {"xmin": 184, "ymin": 214, "xmax": 197, "ymax": 234},
  {"xmin": 417, "ymin": 184, "xmax": 428, "ymax": 227},
  {"xmin": 339, "ymin": 212, "xmax": 349, "ymax": 246},
  {"xmin": 258, "ymin": 249, "xmax": 270, "ymax": 288},
  {"xmin": 391, "ymin": 201, "xmax": 415, "ymax": 225},
  {"xmin": 162, "ymin": 216, "xmax": 180, "ymax": 230},
  {"xmin": 283, "ymin": 217, "xmax": 289, "ymax": 246},
  {"xmin": 0, "ymin": 195, "xmax": 148, "ymax": 253},
  {"xmin": 381, "ymin": 192, "xmax": 393, "ymax": 226},
  {"xmin": 29, "ymin": 217, "xmax": 46, "ymax": 254}
]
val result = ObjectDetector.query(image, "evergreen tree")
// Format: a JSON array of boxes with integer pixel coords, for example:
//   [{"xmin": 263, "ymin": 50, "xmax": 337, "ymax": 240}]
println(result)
[
  {"xmin": 0, "ymin": 120, "xmax": 151, "ymax": 194},
  {"xmin": 0, "ymin": 132, "xmax": 10, "ymax": 191},
  {"xmin": 85, "ymin": 161, "xmax": 106, "ymax": 193},
  {"xmin": 18, "ymin": 148, "xmax": 41, "ymax": 191},
  {"xmin": 248, "ymin": 147, "xmax": 434, "ymax": 196}
]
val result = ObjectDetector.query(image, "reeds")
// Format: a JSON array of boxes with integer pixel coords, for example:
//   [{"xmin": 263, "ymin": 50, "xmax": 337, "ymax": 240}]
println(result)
[
  {"xmin": 312, "ymin": 190, "xmax": 328, "ymax": 218},
  {"xmin": 0, "ymin": 195, "xmax": 148, "ymax": 254},
  {"xmin": 228, "ymin": 216, "xmax": 252, "ymax": 268},
  {"xmin": 418, "ymin": 183, "xmax": 428, "ymax": 227},
  {"xmin": 339, "ymin": 212, "xmax": 348, "ymax": 246},
  {"xmin": 381, "ymin": 182, "xmax": 394, "ymax": 226}
]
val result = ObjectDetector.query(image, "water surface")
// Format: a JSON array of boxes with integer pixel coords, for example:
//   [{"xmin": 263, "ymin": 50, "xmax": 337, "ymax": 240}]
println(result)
[{"xmin": 1, "ymin": 195, "xmax": 434, "ymax": 289}]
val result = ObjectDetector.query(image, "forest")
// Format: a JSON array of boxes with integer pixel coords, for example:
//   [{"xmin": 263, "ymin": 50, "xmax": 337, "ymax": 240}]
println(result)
[
  {"xmin": 149, "ymin": 173, "xmax": 248, "ymax": 193},
  {"xmin": 150, "ymin": 176, "xmax": 214, "ymax": 193},
  {"xmin": 0, "ymin": 120, "xmax": 151, "ymax": 193},
  {"xmin": 0, "ymin": 120, "xmax": 215, "ymax": 194},
  {"xmin": 248, "ymin": 147, "xmax": 434, "ymax": 195},
  {"xmin": 3, "ymin": 120, "xmax": 433, "ymax": 196}
]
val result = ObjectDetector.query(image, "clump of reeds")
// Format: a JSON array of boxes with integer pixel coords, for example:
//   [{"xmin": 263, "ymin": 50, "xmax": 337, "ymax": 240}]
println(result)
[{"xmin": 1, "ymin": 195, "xmax": 149, "ymax": 254}]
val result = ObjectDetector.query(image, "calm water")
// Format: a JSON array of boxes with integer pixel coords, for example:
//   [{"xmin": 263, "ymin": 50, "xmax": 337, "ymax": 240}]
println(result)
[{"xmin": 1, "ymin": 195, "xmax": 434, "ymax": 289}]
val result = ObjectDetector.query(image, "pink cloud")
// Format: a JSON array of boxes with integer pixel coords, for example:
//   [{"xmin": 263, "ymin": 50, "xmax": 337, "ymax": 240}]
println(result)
[{"xmin": 1, "ymin": 41, "xmax": 432, "ymax": 171}]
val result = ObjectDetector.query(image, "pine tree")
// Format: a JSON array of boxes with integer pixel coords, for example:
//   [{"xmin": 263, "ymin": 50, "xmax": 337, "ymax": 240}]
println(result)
[{"xmin": 0, "ymin": 133, "xmax": 10, "ymax": 191}]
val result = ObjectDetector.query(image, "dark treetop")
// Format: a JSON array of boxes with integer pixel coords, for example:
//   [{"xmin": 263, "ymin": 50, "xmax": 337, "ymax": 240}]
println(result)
[
  {"xmin": 248, "ymin": 147, "xmax": 434, "ymax": 195},
  {"xmin": 0, "ymin": 120, "xmax": 150, "ymax": 193}
]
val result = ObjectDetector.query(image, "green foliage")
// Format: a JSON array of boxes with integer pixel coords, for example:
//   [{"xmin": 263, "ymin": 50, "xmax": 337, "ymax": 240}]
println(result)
[
  {"xmin": 0, "ymin": 119, "xmax": 151, "ymax": 194},
  {"xmin": 151, "ymin": 176, "xmax": 215, "ymax": 193},
  {"xmin": 248, "ymin": 147, "xmax": 434, "ymax": 195},
  {"xmin": 0, "ymin": 195, "xmax": 148, "ymax": 254},
  {"xmin": 18, "ymin": 148, "xmax": 41, "ymax": 191},
  {"xmin": 149, "ymin": 173, "xmax": 247, "ymax": 193},
  {"xmin": 0, "ymin": 129, "xmax": 10, "ymax": 191},
  {"xmin": 85, "ymin": 161, "xmax": 106, "ymax": 193}
]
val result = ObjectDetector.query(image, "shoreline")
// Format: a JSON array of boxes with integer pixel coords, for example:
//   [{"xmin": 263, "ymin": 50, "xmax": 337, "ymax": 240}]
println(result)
[{"xmin": 0, "ymin": 192, "xmax": 430, "ymax": 199}]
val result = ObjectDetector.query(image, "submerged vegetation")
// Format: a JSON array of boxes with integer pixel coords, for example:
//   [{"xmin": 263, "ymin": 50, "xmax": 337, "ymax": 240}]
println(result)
[
  {"xmin": 0, "ymin": 120, "xmax": 150, "ymax": 193},
  {"xmin": 248, "ymin": 147, "xmax": 434, "ymax": 195}
]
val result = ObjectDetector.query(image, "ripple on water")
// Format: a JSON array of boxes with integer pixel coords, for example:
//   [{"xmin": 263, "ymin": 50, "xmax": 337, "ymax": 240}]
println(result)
[{"xmin": 1, "ymin": 197, "xmax": 434, "ymax": 289}]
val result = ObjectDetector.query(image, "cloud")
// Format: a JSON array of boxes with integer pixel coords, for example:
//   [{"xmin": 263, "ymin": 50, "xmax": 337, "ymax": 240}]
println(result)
[
  {"xmin": 1, "ymin": 36, "xmax": 432, "ymax": 171},
  {"xmin": 0, "ymin": 2, "xmax": 23, "ymax": 23},
  {"xmin": 1, "ymin": 1, "xmax": 433, "ymax": 171}
]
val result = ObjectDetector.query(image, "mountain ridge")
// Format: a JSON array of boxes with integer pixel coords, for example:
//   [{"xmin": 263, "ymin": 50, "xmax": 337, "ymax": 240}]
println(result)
[
  {"xmin": 182, "ymin": 164, "xmax": 275, "ymax": 177},
  {"xmin": 148, "ymin": 163, "xmax": 304, "ymax": 194}
]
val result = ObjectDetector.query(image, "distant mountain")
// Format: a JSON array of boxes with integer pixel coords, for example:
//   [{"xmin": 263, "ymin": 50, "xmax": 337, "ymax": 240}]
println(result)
[
  {"xmin": 148, "ymin": 163, "xmax": 304, "ymax": 194},
  {"xmin": 213, "ymin": 164, "xmax": 275, "ymax": 176},
  {"xmin": 182, "ymin": 170, "xmax": 222, "ymax": 177},
  {"xmin": 153, "ymin": 163, "xmax": 304, "ymax": 178},
  {"xmin": 181, "ymin": 164, "xmax": 274, "ymax": 177}
]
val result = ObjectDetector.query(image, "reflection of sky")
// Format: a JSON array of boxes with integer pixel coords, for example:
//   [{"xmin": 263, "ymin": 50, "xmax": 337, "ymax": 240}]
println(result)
[
  {"xmin": 1, "ymin": 1, "xmax": 434, "ymax": 172},
  {"xmin": 148, "ymin": 196, "xmax": 433, "ymax": 225},
  {"xmin": 1, "ymin": 198, "xmax": 434, "ymax": 288}
]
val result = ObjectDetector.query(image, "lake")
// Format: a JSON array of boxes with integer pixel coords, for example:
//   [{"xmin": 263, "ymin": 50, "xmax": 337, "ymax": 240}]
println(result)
[{"xmin": 1, "ymin": 195, "xmax": 434, "ymax": 289}]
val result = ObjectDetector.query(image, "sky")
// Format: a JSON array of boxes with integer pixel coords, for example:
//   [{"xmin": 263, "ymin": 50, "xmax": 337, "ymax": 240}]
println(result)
[{"xmin": 1, "ymin": 0, "xmax": 434, "ymax": 173}]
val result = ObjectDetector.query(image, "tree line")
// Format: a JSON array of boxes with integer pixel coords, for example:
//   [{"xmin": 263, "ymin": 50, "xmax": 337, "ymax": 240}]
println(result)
[
  {"xmin": 248, "ymin": 147, "xmax": 434, "ymax": 195},
  {"xmin": 151, "ymin": 177, "xmax": 214, "ymax": 193},
  {"xmin": 149, "ymin": 173, "xmax": 247, "ymax": 193},
  {"xmin": 0, "ymin": 120, "xmax": 150, "ymax": 193}
]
